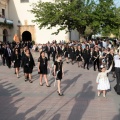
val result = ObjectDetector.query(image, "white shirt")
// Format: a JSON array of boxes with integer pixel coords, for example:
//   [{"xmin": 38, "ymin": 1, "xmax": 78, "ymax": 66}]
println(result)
[
  {"xmin": 7, "ymin": 48, "xmax": 11, "ymax": 57},
  {"xmin": 114, "ymin": 55, "xmax": 120, "ymax": 68}
]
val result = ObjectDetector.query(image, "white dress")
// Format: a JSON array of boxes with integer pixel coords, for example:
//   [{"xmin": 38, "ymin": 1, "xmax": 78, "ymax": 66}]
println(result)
[{"xmin": 96, "ymin": 65, "xmax": 112, "ymax": 90}]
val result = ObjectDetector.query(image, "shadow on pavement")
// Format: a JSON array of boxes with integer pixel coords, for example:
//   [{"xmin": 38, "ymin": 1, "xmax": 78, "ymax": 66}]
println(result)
[
  {"xmin": 51, "ymin": 113, "xmax": 61, "ymax": 120},
  {"xmin": 0, "ymin": 80, "xmax": 48, "ymax": 120},
  {"xmin": 68, "ymin": 81, "xmax": 95, "ymax": 120},
  {"xmin": 62, "ymin": 74, "xmax": 82, "ymax": 93},
  {"xmin": 112, "ymin": 107, "xmax": 120, "ymax": 120}
]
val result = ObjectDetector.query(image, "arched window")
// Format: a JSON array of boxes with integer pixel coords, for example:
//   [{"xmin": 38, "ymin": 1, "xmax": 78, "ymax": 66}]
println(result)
[{"xmin": 3, "ymin": 29, "xmax": 8, "ymax": 43}]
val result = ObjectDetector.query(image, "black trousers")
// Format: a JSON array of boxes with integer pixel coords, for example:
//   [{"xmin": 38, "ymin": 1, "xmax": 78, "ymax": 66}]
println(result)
[
  {"xmin": 6, "ymin": 57, "xmax": 11, "ymax": 68},
  {"xmin": 47, "ymin": 52, "xmax": 50, "ymax": 60},
  {"xmin": 52, "ymin": 53, "xmax": 56, "ymax": 62},
  {"xmin": 94, "ymin": 59, "xmax": 99, "ymax": 70},
  {"xmin": 84, "ymin": 59, "xmax": 89, "ymax": 68},
  {"xmin": 2, "ymin": 56, "xmax": 6, "ymax": 65},
  {"xmin": 114, "ymin": 68, "xmax": 120, "ymax": 95}
]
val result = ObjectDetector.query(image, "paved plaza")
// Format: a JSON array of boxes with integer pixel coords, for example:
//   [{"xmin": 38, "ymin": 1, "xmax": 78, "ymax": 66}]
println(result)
[{"xmin": 0, "ymin": 52, "xmax": 120, "ymax": 120}]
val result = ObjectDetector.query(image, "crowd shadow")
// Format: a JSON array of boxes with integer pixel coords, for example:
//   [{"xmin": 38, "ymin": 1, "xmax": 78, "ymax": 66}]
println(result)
[
  {"xmin": 112, "ymin": 107, "xmax": 120, "ymax": 120},
  {"xmin": 0, "ymin": 78, "xmax": 59, "ymax": 120},
  {"xmin": 62, "ymin": 74, "xmax": 82, "ymax": 93},
  {"xmin": 68, "ymin": 81, "xmax": 95, "ymax": 120},
  {"xmin": 51, "ymin": 113, "xmax": 61, "ymax": 120}
]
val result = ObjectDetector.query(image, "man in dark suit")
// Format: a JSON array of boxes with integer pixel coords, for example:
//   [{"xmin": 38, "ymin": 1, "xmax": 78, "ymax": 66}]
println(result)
[
  {"xmin": 46, "ymin": 44, "xmax": 51, "ymax": 61},
  {"xmin": 57, "ymin": 44, "xmax": 63, "ymax": 55},
  {"xmin": 4, "ymin": 44, "xmax": 13, "ymax": 68},
  {"xmin": 51, "ymin": 44, "xmax": 57, "ymax": 62},
  {"xmin": 1, "ymin": 44, "xmax": 6, "ymax": 66}
]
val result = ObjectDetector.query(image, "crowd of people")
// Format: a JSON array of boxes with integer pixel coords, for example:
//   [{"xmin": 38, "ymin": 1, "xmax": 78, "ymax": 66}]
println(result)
[{"xmin": 0, "ymin": 38, "xmax": 120, "ymax": 97}]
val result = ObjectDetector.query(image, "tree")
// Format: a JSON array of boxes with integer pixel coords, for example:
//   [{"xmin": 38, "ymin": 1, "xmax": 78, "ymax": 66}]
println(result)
[
  {"xmin": 30, "ymin": 0, "xmax": 96, "ymax": 41},
  {"xmin": 94, "ymin": 0, "xmax": 120, "ymax": 38},
  {"xmin": 30, "ymin": 0, "xmax": 120, "ymax": 41}
]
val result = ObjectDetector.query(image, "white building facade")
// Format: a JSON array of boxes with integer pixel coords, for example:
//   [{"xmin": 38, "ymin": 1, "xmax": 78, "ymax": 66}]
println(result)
[
  {"xmin": 7, "ymin": 0, "xmax": 79, "ymax": 43},
  {"xmin": 0, "ymin": 0, "xmax": 13, "ymax": 42}
]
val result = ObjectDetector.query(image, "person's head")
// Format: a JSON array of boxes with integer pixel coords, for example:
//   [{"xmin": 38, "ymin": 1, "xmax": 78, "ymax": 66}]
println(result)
[
  {"xmin": 57, "ymin": 54, "xmax": 62, "ymax": 61},
  {"xmin": 15, "ymin": 49, "xmax": 18, "ymax": 54},
  {"xmin": 110, "ymin": 49, "xmax": 114, "ymax": 54},
  {"xmin": 25, "ymin": 49, "xmax": 29, "ymax": 54},
  {"xmin": 40, "ymin": 51, "xmax": 45, "ymax": 58},
  {"xmin": 100, "ymin": 65, "xmax": 106, "ymax": 72},
  {"xmin": 7, "ymin": 44, "xmax": 10, "ymax": 48},
  {"xmin": 95, "ymin": 47, "xmax": 98, "ymax": 51},
  {"xmin": 86, "ymin": 45, "xmax": 89, "ymax": 50},
  {"xmin": 77, "ymin": 45, "xmax": 81, "ymax": 50}
]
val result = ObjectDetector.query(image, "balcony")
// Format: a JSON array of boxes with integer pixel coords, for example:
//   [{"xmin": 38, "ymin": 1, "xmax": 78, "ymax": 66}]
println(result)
[{"xmin": 0, "ymin": 17, "xmax": 13, "ymax": 29}]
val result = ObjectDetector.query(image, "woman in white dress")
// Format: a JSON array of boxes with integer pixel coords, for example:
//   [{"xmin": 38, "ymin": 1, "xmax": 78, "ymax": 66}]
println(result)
[{"xmin": 96, "ymin": 63, "xmax": 113, "ymax": 97}]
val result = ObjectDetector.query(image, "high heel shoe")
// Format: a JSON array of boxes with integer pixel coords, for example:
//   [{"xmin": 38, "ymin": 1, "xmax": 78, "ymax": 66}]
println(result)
[
  {"xmin": 46, "ymin": 85, "xmax": 51, "ymax": 87},
  {"xmin": 57, "ymin": 91, "xmax": 63, "ymax": 96},
  {"xmin": 39, "ymin": 83, "xmax": 43, "ymax": 86}
]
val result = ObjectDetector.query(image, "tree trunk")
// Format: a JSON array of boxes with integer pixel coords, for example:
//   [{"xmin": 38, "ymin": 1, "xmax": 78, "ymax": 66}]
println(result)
[{"xmin": 77, "ymin": 26, "xmax": 86, "ymax": 42}]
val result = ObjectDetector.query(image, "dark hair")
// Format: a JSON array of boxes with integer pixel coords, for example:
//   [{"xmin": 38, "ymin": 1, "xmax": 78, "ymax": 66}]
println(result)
[
  {"xmin": 40, "ymin": 51, "xmax": 45, "ymax": 55},
  {"xmin": 56, "ymin": 54, "xmax": 62, "ymax": 58},
  {"xmin": 40, "ymin": 51, "xmax": 45, "ymax": 58}
]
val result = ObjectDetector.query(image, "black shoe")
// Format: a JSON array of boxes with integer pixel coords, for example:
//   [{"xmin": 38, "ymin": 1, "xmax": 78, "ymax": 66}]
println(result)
[
  {"xmin": 94, "ymin": 69, "xmax": 96, "ymax": 71},
  {"xmin": 87, "ymin": 68, "xmax": 89, "ymax": 70},
  {"xmin": 29, "ymin": 80, "xmax": 33, "ymax": 83},
  {"xmin": 14, "ymin": 72, "xmax": 16, "ymax": 74},
  {"xmin": 58, "ymin": 93, "xmax": 63, "ymax": 96},
  {"xmin": 46, "ymin": 85, "xmax": 51, "ymax": 87},
  {"xmin": 25, "ymin": 78, "xmax": 27, "ymax": 82},
  {"xmin": 39, "ymin": 83, "xmax": 43, "ymax": 86}
]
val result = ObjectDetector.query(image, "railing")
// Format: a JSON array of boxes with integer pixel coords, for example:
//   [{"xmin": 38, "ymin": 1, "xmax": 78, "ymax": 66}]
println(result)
[{"xmin": 0, "ymin": 17, "xmax": 13, "ymax": 28}]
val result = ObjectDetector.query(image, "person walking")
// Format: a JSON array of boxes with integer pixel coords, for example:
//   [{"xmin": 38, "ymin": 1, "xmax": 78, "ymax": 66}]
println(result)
[
  {"xmin": 54, "ymin": 54, "xmax": 64, "ymax": 96},
  {"xmin": 114, "ymin": 50, "xmax": 120, "ymax": 95},
  {"xmin": 38, "ymin": 51, "xmax": 51, "ymax": 87},
  {"xmin": 12, "ymin": 49, "xmax": 21, "ymax": 78},
  {"xmin": 22, "ymin": 49, "xmax": 35, "ymax": 83}
]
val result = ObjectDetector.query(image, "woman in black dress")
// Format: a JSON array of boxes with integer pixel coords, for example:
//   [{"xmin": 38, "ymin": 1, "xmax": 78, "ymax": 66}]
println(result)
[
  {"xmin": 12, "ymin": 49, "xmax": 21, "ymax": 78},
  {"xmin": 64, "ymin": 44, "xmax": 69, "ymax": 63},
  {"xmin": 22, "ymin": 49, "xmax": 35, "ymax": 83},
  {"xmin": 83, "ymin": 45, "xmax": 91, "ymax": 70},
  {"xmin": 70, "ymin": 46, "xmax": 75, "ymax": 65},
  {"xmin": 76, "ymin": 46, "xmax": 83, "ymax": 67},
  {"xmin": 54, "ymin": 54, "xmax": 64, "ymax": 96},
  {"xmin": 38, "ymin": 51, "xmax": 51, "ymax": 87}
]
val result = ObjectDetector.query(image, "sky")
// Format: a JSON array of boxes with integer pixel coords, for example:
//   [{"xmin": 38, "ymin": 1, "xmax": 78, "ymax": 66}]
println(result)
[{"xmin": 114, "ymin": 0, "xmax": 120, "ymax": 7}]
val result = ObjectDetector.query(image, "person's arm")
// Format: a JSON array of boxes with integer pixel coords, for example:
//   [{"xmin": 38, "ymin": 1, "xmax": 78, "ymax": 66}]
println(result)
[
  {"xmin": 96, "ymin": 73, "xmax": 100, "ymax": 84},
  {"xmin": 54, "ymin": 63, "xmax": 56, "ymax": 76},
  {"xmin": 38, "ymin": 62, "xmax": 40, "ymax": 72},
  {"xmin": 47, "ymin": 61, "xmax": 51, "ymax": 69},
  {"xmin": 106, "ymin": 63, "xmax": 113, "ymax": 73},
  {"xmin": 62, "ymin": 65, "xmax": 64, "ymax": 77}
]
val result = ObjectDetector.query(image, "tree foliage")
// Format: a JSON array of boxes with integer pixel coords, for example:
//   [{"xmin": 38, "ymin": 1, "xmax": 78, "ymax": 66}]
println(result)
[{"xmin": 30, "ymin": 0, "xmax": 120, "ymax": 39}]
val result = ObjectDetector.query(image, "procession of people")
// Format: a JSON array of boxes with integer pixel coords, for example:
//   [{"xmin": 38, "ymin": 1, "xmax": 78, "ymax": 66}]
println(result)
[{"xmin": 0, "ymin": 38, "xmax": 120, "ymax": 97}]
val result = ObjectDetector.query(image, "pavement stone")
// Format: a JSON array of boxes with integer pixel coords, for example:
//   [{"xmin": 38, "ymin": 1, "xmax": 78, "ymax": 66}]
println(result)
[{"xmin": 0, "ymin": 52, "xmax": 120, "ymax": 120}]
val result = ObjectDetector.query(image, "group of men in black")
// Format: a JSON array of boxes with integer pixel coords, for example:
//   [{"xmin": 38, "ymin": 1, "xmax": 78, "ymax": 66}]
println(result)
[{"xmin": 0, "ymin": 40, "xmax": 120, "ymax": 95}]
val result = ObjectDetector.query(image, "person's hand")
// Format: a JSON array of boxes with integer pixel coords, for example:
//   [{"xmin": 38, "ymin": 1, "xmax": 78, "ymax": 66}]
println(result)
[{"xmin": 62, "ymin": 73, "xmax": 64, "ymax": 77}]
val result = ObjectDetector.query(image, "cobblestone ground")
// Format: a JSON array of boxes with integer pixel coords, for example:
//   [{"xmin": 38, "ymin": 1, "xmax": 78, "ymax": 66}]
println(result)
[{"xmin": 0, "ymin": 52, "xmax": 120, "ymax": 120}]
